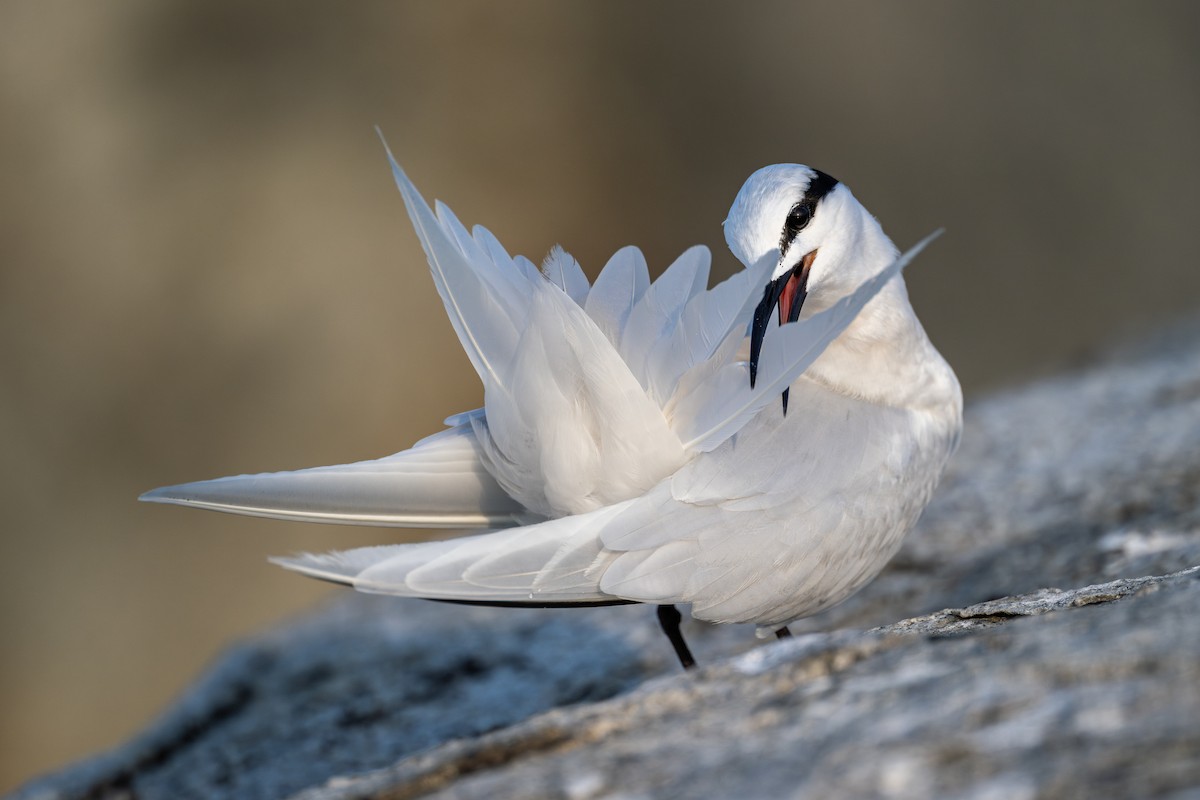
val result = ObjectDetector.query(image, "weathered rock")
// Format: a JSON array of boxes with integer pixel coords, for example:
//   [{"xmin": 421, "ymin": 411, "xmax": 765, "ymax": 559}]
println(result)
[
  {"xmin": 14, "ymin": 319, "xmax": 1200, "ymax": 800},
  {"xmin": 293, "ymin": 567, "xmax": 1200, "ymax": 800}
]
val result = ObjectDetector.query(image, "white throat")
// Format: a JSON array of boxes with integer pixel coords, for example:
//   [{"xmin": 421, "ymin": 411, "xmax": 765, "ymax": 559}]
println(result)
[{"xmin": 794, "ymin": 209, "xmax": 958, "ymax": 413}]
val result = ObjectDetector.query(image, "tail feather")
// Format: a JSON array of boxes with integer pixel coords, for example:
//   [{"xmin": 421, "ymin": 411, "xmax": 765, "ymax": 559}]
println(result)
[
  {"xmin": 541, "ymin": 245, "xmax": 590, "ymax": 305},
  {"xmin": 647, "ymin": 249, "xmax": 776, "ymax": 406},
  {"xmin": 583, "ymin": 245, "xmax": 651, "ymax": 346},
  {"xmin": 618, "ymin": 244, "xmax": 711, "ymax": 400},
  {"xmin": 382, "ymin": 139, "xmax": 524, "ymax": 389}
]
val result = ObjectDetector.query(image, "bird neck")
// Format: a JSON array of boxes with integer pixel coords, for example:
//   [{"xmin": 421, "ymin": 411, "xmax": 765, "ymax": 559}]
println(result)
[{"xmin": 802, "ymin": 277, "xmax": 961, "ymax": 415}]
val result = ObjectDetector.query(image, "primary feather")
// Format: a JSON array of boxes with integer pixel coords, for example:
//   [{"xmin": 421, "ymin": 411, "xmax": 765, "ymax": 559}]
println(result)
[{"xmin": 139, "ymin": 423, "xmax": 532, "ymax": 528}]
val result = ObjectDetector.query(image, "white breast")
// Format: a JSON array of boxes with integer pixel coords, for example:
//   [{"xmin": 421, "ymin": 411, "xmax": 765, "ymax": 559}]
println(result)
[{"xmin": 593, "ymin": 371, "xmax": 961, "ymax": 628}]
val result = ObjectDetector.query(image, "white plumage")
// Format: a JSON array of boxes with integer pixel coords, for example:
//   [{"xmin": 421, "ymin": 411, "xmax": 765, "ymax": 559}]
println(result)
[{"xmin": 142, "ymin": 144, "xmax": 962, "ymax": 646}]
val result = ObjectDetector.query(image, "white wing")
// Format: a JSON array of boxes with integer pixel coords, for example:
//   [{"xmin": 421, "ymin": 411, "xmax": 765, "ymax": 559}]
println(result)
[
  {"xmin": 273, "ymin": 500, "xmax": 633, "ymax": 602},
  {"xmin": 383, "ymin": 143, "xmax": 529, "ymax": 389},
  {"xmin": 140, "ymin": 424, "xmax": 534, "ymax": 528}
]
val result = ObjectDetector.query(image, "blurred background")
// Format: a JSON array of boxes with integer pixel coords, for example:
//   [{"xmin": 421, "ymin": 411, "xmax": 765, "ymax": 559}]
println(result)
[{"xmin": 2, "ymin": 0, "xmax": 1198, "ymax": 790}]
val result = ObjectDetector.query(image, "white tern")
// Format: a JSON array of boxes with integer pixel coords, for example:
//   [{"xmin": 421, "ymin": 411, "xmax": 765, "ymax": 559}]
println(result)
[{"xmin": 142, "ymin": 144, "xmax": 962, "ymax": 669}]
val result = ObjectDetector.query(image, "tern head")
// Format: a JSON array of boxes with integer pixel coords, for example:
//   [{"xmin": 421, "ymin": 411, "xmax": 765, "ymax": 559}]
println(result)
[{"xmin": 725, "ymin": 164, "xmax": 894, "ymax": 387}]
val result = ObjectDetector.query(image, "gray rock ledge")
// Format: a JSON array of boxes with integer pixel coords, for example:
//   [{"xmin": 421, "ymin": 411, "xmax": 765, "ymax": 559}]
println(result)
[{"xmin": 15, "ymin": 319, "xmax": 1200, "ymax": 800}]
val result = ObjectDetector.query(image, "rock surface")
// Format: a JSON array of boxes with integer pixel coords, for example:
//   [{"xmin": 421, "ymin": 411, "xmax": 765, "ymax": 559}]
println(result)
[{"xmin": 14, "ymin": 319, "xmax": 1200, "ymax": 800}]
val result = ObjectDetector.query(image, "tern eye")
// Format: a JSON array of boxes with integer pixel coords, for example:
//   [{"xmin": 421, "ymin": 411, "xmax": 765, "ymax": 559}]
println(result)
[{"xmin": 780, "ymin": 202, "xmax": 814, "ymax": 252}]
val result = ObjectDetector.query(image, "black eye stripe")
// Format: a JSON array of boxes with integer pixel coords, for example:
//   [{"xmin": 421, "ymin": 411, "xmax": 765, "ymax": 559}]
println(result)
[
  {"xmin": 779, "ymin": 169, "xmax": 839, "ymax": 256},
  {"xmin": 806, "ymin": 169, "xmax": 839, "ymax": 203}
]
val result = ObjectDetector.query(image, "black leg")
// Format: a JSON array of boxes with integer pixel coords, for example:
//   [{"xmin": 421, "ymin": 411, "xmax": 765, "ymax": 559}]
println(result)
[
  {"xmin": 775, "ymin": 626, "xmax": 792, "ymax": 639},
  {"xmin": 656, "ymin": 604, "xmax": 696, "ymax": 670}
]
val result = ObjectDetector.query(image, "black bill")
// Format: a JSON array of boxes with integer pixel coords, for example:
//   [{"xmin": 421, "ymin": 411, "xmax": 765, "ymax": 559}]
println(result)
[{"xmin": 748, "ymin": 249, "xmax": 817, "ymax": 412}]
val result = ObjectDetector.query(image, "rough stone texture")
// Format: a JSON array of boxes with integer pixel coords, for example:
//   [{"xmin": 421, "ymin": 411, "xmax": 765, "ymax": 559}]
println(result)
[{"xmin": 14, "ymin": 319, "xmax": 1200, "ymax": 800}]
